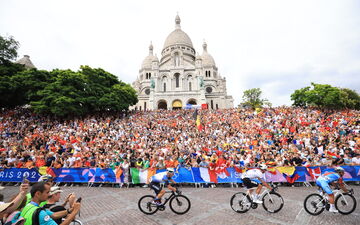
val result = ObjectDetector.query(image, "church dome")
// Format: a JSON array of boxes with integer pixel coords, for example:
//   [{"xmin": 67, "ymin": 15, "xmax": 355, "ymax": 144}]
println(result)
[
  {"xmin": 141, "ymin": 42, "xmax": 159, "ymax": 69},
  {"xmin": 163, "ymin": 14, "xmax": 193, "ymax": 49},
  {"xmin": 16, "ymin": 55, "xmax": 36, "ymax": 69},
  {"xmin": 201, "ymin": 42, "xmax": 216, "ymax": 67}
]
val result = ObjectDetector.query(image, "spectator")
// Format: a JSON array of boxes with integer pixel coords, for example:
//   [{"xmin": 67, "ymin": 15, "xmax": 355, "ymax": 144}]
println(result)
[
  {"xmin": 43, "ymin": 187, "xmax": 76, "ymax": 224},
  {"xmin": 20, "ymin": 182, "xmax": 81, "ymax": 225}
]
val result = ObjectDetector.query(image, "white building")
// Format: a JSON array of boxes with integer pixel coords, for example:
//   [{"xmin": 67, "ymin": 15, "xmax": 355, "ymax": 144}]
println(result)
[{"xmin": 132, "ymin": 14, "xmax": 233, "ymax": 110}]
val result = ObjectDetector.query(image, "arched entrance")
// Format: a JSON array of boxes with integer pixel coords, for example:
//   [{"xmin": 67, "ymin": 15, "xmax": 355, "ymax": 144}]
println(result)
[
  {"xmin": 172, "ymin": 100, "xmax": 182, "ymax": 110},
  {"xmin": 187, "ymin": 99, "xmax": 197, "ymax": 105},
  {"xmin": 158, "ymin": 100, "xmax": 167, "ymax": 110}
]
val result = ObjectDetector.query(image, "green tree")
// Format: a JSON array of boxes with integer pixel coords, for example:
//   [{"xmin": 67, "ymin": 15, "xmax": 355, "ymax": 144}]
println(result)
[
  {"xmin": 241, "ymin": 88, "xmax": 271, "ymax": 109},
  {"xmin": 31, "ymin": 69, "xmax": 87, "ymax": 117},
  {"xmin": 340, "ymin": 88, "xmax": 360, "ymax": 109},
  {"xmin": 0, "ymin": 35, "xmax": 26, "ymax": 107},
  {"xmin": 11, "ymin": 69, "xmax": 54, "ymax": 104},
  {"xmin": 0, "ymin": 35, "xmax": 20, "ymax": 63},
  {"xmin": 31, "ymin": 66, "xmax": 138, "ymax": 117},
  {"xmin": 291, "ymin": 83, "xmax": 360, "ymax": 109}
]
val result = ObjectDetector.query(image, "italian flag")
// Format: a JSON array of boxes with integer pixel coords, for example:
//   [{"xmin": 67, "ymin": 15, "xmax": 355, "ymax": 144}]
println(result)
[{"xmin": 130, "ymin": 168, "xmax": 156, "ymax": 184}]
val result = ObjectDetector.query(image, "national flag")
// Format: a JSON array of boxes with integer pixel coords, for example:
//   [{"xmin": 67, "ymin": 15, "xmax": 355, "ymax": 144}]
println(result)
[
  {"xmin": 276, "ymin": 167, "xmax": 296, "ymax": 176},
  {"xmin": 46, "ymin": 167, "xmax": 56, "ymax": 178},
  {"xmin": 130, "ymin": 168, "xmax": 156, "ymax": 184},
  {"xmin": 283, "ymin": 173, "xmax": 300, "ymax": 184},
  {"xmin": 38, "ymin": 166, "xmax": 48, "ymax": 175},
  {"xmin": 199, "ymin": 167, "xmax": 217, "ymax": 183},
  {"xmin": 326, "ymin": 151, "xmax": 340, "ymax": 158},
  {"xmin": 113, "ymin": 167, "xmax": 125, "ymax": 183},
  {"xmin": 115, "ymin": 167, "xmax": 123, "ymax": 178},
  {"xmin": 267, "ymin": 167, "xmax": 278, "ymax": 175},
  {"xmin": 307, "ymin": 167, "xmax": 321, "ymax": 180},
  {"xmin": 196, "ymin": 115, "xmax": 203, "ymax": 131},
  {"xmin": 199, "ymin": 166, "xmax": 231, "ymax": 183}
]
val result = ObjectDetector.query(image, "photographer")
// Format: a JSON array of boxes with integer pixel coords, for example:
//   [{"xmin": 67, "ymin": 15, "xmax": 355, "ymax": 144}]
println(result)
[
  {"xmin": 43, "ymin": 187, "xmax": 77, "ymax": 224},
  {"xmin": 20, "ymin": 182, "xmax": 81, "ymax": 225}
]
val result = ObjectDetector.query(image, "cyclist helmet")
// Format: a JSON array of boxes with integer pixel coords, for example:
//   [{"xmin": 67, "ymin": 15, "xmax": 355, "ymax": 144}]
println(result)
[
  {"xmin": 259, "ymin": 164, "xmax": 268, "ymax": 170},
  {"xmin": 167, "ymin": 168, "xmax": 175, "ymax": 173},
  {"xmin": 38, "ymin": 174, "xmax": 53, "ymax": 182},
  {"xmin": 335, "ymin": 167, "xmax": 345, "ymax": 173}
]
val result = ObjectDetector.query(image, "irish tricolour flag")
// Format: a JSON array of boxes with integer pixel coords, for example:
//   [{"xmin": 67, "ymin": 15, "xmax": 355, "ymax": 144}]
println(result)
[{"xmin": 130, "ymin": 168, "xmax": 157, "ymax": 184}]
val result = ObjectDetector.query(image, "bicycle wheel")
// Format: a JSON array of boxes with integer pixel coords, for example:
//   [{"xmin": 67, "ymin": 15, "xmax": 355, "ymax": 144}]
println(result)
[
  {"xmin": 138, "ymin": 195, "xmax": 159, "ymax": 215},
  {"xmin": 335, "ymin": 193, "xmax": 357, "ymax": 215},
  {"xmin": 262, "ymin": 192, "xmax": 284, "ymax": 213},
  {"xmin": 169, "ymin": 195, "xmax": 191, "ymax": 215},
  {"xmin": 70, "ymin": 219, "xmax": 83, "ymax": 225},
  {"xmin": 230, "ymin": 192, "xmax": 251, "ymax": 213},
  {"xmin": 304, "ymin": 193, "xmax": 325, "ymax": 215}
]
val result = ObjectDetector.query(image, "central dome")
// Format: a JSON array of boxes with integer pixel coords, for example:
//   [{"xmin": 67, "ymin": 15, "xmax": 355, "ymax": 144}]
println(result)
[
  {"xmin": 163, "ymin": 29, "xmax": 193, "ymax": 49},
  {"xmin": 163, "ymin": 14, "xmax": 193, "ymax": 49}
]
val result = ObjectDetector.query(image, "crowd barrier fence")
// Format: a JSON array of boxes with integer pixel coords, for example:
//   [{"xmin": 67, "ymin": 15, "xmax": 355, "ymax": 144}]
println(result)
[{"xmin": 0, "ymin": 166, "xmax": 359, "ymax": 184}]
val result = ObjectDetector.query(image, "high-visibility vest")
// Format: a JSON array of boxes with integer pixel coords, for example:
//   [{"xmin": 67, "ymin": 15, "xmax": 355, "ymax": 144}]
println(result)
[{"xmin": 20, "ymin": 203, "xmax": 39, "ymax": 225}]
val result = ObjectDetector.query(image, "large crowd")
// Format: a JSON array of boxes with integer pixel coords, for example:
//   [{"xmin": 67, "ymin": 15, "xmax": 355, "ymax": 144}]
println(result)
[{"xmin": 0, "ymin": 107, "xmax": 360, "ymax": 174}]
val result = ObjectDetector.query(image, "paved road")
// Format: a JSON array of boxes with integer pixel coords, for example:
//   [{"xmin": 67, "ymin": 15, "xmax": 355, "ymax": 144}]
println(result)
[{"xmin": 2, "ymin": 185, "xmax": 359, "ymax": 225}]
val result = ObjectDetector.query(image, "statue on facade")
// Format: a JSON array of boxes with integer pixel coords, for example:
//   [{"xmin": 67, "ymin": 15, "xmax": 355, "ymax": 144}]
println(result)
[
  {"xmin": 199, "ymin": 77, "xmax": 204, "ymax": 88},
  {"xmin": 150, "ymin": 78, "xmax": 155, "ymax": 89}
]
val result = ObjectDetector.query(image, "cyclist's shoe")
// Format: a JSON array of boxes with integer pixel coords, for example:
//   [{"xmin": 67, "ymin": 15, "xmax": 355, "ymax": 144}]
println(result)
[
  {"xmin": 253, "ymin": 198, "xmax": 263, "ymax": 204},
  {"xmin": 152, "ymin": 199, "xmax": 162, "ymax": 206},
  {"xmin": 329, "ymin": 207, "xmax": 338, "ymax": 213}
]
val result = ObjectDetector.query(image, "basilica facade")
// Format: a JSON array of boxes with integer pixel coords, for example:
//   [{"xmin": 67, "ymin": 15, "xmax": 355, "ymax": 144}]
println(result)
[{"xmin": 131, "ymin": 14, "xmax": 233, "ymax": 110}]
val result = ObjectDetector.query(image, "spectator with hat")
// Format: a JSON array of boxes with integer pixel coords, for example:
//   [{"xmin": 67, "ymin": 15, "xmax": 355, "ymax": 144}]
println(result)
[{"xmin": 43, "ymin": 186, "xmax": 76, "ymax": 224}]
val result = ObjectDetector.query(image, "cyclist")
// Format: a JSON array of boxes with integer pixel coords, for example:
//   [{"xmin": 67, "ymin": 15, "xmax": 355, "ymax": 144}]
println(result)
[
  {"xmin": 316, "ymin": 167, "xmax": 349, "ymax": 213},
  {"xmin": 241, "ymin": 164, "xmax": 272, "ymax": 204},
  {"xmin": 149, "ymin": 168, "xmax": 177, "ymax": 206}
]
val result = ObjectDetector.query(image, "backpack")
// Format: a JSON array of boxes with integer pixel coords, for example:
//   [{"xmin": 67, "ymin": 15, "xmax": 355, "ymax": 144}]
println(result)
[
  {"xmin": 31, "ymin": 207, "xmax": 45, "ymax": 225},
  {"xmin": 3, "ymin": 211, "xmax": 25, "ymax": 225}
]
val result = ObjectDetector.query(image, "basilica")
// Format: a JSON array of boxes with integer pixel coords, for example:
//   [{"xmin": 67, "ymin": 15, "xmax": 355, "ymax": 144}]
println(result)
[{"xmin": 131, "ymin": 14, "xmax": 233, "ymax": 110}]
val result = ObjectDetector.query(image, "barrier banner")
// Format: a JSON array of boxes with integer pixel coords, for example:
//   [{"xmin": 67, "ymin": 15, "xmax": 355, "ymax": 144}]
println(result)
[
  {"xmin": 0, "ymin": 168, "xmax": 40, "ymax": 182},
  {"xmin": 0, "ymin": 166, "xmax": 359, "ymax": 183},
  {"xmin": 53, "ymin": 168, "xmax": 125, "ymax": 183}
]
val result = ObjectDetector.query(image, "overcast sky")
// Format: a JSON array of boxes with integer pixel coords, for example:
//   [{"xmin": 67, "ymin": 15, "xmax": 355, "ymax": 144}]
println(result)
[{"xmin": 1, "ymin": 0, "xmax": 359, "ymax": 106}]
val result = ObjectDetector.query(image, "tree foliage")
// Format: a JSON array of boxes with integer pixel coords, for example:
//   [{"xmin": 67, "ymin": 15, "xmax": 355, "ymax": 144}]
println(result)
[
  {"xmin": 0, "ymin": 61, "xmax": 26, "ymax": 108},
  {"xmin": 0, "ymin": 35, "xmax": 20, "ymax": 63},
  {"xmin": 30, "ymin": 66, "xmax": 138, "ymax": 117},
  {"xmin": 290, "ymin": 83, "xmax": 360, "ymax": 109},
  {"xmin": 241, "ymin": 88, "xmax": 271, "ymax": 109}
]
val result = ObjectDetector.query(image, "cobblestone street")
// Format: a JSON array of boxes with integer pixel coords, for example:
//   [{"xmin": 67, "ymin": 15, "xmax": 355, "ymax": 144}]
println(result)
[{"xmin": 2, "ymin": 185, "xmax": 359, "ymax": 225}]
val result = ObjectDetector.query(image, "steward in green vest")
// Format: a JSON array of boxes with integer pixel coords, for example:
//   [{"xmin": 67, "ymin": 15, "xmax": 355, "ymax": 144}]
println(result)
[{"xmin": 20, "ymin": 182, "xmax": 81, "ymax": 225}]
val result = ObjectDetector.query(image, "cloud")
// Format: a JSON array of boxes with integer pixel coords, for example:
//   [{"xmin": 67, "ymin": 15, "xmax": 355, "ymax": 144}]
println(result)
[{"xmin": 1, "ymin": 0, "xmax": 359, "ymax": 106}]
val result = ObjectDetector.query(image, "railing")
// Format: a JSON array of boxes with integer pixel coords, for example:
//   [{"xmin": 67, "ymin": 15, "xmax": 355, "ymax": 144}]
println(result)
[{"xmin": 0, "ymin": 166, "xmax": 359, "ymax": 184}]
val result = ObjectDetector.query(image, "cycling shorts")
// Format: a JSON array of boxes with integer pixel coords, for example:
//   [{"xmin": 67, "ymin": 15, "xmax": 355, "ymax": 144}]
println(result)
[
  {"xmin": 150, "ymin": 181, "xmax": 162, "ymax": 195},
  {"xmin": 316, "ymin": 179, "xmax": 333, "ymax": 194},
  {"xmin": 242, "ymin": 178, "xmax": 261, "ymax": 189}
]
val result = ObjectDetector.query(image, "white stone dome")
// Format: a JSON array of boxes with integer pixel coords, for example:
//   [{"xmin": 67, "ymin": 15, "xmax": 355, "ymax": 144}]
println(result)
[
  {"xmin": 141, "ymin": 42, "xmax": 159, "ymax": 69},
  {"xmin": 163, "ymin": 14, "xmax": 193, "ymax": 49},
  {"xmin": 201, "ymin": 42, "xmax": 216, "ymax": 66},
  {"xmin": 163, "ymin": 29, "xmax": 193, "ymax": 49},
  {"xmin": 141, "ymin": 55, "xmax": 158, "ymax": 68}
]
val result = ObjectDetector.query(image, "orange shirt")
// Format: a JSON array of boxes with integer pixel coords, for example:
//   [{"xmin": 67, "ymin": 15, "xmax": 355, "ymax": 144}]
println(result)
[
  {"xmin": 35, "ymin": 159, "xmax": 46, "ymax": 167},
  {"xmin": 73, "ymin": 161, "xmax": 82, "ymax": 168},
  {"xmin": 164, "ymin": 160, "xmax": 175, "ymax": 168},
  {"xmin": 25, "ymin": 161, "xmax": 34, "ymax": 168}
]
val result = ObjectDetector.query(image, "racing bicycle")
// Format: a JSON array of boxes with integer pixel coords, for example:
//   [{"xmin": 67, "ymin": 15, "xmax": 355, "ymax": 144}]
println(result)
[
  {"xmin": 230, "ymin": 183, "xmax": 284, "ymax": 213},
  {"xmin": 304, "ymin": 188, "xmax": 356, "ymax": 215},
  {"xmin": 138, "ymin": 189, "xmax": 191, "ymax": 215}
]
